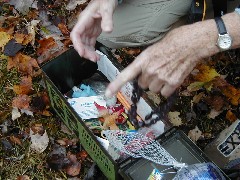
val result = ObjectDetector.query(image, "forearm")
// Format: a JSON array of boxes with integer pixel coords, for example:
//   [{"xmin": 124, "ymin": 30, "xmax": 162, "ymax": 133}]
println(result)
[{"xmin": 173, "ymin": 12, "xmax": 240, "ymax": 61}]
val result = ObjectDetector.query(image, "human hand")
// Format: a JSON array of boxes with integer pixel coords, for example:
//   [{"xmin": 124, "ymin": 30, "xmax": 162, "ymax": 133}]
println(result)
[
  {"xmin": 70, "ymin": 0, "xmax": 118, "ymax": 62},
  {"xmin": 105, "ymin": 22, "xmax": 219, "ymax": 98}
]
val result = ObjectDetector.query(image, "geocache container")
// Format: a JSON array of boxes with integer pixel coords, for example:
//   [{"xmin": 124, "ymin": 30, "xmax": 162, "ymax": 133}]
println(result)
[{"xmin": 42, "ymin": 44, "xmax": 228, "ymax": 179}]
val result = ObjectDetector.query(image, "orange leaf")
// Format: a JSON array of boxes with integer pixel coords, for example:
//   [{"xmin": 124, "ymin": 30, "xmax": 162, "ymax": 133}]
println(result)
[
  {"xmin": 12, "ymin": 53, "xmax": 40, "ymax": 76},
  {"xmin": 226, "ymin": 110, "xmax": 237, "ymax": 123},
  {"xmin": 37, "ymin": 37, "xmax": 57, "ymax": 55},
  {"xmin": 12, "ymin": 94, "xmax": 31, "ymax": 109},
  {"xmin": 15, "ymin": 33, "xmax": 33, "ymax": 45},
  {"xmin": 58, "ymin": 23, "xmax": 70, "ymax": 35},
  {"xmin": 77, "ymin": 150, "xmax": 88, "ymax": 161},
  {"xmin": 13, "ymin": 76, "xmax": 33, "ymax": 95}
]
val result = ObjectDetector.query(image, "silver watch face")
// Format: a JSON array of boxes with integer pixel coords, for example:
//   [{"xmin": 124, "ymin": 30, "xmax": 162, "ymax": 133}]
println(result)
[{"xmin": 217, "ymin": 34, "xmax": 232, "ymax": 50}]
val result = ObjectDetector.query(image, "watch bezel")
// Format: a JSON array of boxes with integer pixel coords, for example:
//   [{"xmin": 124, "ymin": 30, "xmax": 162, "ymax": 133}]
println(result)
[{"xmin": 216, "ymin": 33, "xmax": 232, "ymax": 51}]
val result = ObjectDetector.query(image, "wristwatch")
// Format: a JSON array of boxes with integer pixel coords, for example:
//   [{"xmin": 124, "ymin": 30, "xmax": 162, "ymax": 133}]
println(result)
[{"xmin": 214, "ymin": 17, "xmax": 232, "ymax": 51}]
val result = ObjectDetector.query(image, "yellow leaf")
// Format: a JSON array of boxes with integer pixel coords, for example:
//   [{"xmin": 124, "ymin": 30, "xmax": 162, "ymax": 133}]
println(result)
[
  {"xmin": 187, "ymin": 81, "xmax": 205, "ymax": 92},
  {"xmin": 194, "ymin": 64, "xmax": 220, "ymax": 82},
  {"xmin": 0, "ymin": 32, "xmax": 11, "ymax": 48}
]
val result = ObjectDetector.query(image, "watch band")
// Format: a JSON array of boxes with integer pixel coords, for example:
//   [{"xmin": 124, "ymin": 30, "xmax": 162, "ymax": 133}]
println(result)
[{"xmin": 214, "ymin": 17, "xmax": 227, "ymax": 35}]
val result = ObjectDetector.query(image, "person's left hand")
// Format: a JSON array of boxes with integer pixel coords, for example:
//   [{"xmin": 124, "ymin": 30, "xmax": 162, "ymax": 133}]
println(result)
[{"xmin": 70, "ymin": 0, "xmax": 117, "ymax": 62}]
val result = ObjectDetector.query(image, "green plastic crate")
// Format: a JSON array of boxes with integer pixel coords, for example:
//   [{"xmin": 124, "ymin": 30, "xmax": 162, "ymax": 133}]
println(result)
[{"xmin": 41, "ymin": 44, "xmax": 159, "ymax": 179}]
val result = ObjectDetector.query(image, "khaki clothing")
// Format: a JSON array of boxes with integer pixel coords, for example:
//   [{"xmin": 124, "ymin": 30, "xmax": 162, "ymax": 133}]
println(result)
[{"xmin": 98, "ymin": 0, "xmax": 240, "ymax": 49}]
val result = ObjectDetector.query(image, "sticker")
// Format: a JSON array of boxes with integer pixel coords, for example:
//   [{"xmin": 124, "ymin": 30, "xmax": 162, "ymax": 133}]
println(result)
[
  {"xmin": 217, "ymin": 120, "xmax": 240, "ymax": 157},
  {"xmin": 147, "ymin": 169, "xmax": 163, "ymax": 180}
]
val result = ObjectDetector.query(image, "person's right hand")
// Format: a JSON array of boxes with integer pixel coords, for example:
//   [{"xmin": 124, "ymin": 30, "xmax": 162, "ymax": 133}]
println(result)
[{"xmin": 70, "ymin": 0, "xmax": 118, "ymax": 62}]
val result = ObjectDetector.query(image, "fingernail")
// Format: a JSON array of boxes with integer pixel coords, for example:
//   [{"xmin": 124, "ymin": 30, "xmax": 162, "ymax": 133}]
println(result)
[{"xmin": 105, "ymin": 89, "xmax": 112, "ymax": 98}]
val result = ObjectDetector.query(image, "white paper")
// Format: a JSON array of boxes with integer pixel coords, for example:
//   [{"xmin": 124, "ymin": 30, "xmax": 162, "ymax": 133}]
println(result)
[
  {"xmin": 68, "ymin": 95, "xmax": 106, "ymax": 119},
  {"xmin": 96, "ymin": 50, "xmax": 154, "ymax": 120}
]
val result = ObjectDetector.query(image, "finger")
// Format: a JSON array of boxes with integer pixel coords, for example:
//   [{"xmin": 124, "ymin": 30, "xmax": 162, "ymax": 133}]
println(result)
[
  {"xmin": 105, "ymin": 60, "xmax": 142, "ymax": 97},
  {"xmin": 160, "ymin": 84, "xmax": 177, "ymax": 98},
  {"xmin": 138, "ymin": 73, "xmax": 152, "ymax": 90},
  {"xmin": 148, "ymin": 78, "xmax": 165, "ymax": 93},
  {"xmin": 100, "ymin": 5, "xmax": 114, "ymax": 32}
]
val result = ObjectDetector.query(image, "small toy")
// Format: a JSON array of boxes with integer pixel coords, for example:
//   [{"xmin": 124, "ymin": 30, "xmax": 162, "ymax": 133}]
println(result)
[{"xmin": 72, "ymin": 84, "xmax": 97, "ymax": 98}]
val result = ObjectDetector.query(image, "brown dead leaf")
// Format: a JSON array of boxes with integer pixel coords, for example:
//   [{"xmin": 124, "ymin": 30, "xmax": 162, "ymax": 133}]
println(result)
[
  {"xmin": 10, "ymin": 53, "xmax": 40, "ymax": 76},
  {"xmin": 17, "ymin": 175, "xmax": 30, "ymax": 180},
  {"xmin": 13, "ymin": 76, "xmax": 33, "ymax": 95},
  {"xmin": 65, "ymin": 153, "xmax": 81, "ymax": 176},
  {"xmin": 122, "ymin": 48, "xmax": 141, "ymax": 56},
  {"xmin": 31, "ymin": 124, "xmax": 45, "ymax": 135},
  {"xmin": 56, "ymin": 138, "xmax": 73, "ymax": 147},
  {"xmin": 15, "ymin": 33, "xmax": 33, "ymax": 45},
  {"xmin": 12, "ymin": 94, "xmax": 31, "ymax": 109},
  {"xmin": 226, "ymin": 110, "xmax": 237, "ymax": 123},
  {"xmin": 9, "ymin": 135, "xmax": 22, "ymax": 146},
  {"xmin": 37, "ymin": 37, "xmax": 57, "ymax": 55},
  {"xmin": 58, "ymin": 23, "xmax": 70, "ymax": 35},
  {"xmin": 213, "ymin": 77, "xmax": 240, "ymax": 106},
  {"xmin": 204, "ymin": 95, "xmax": 226, "ymax": 111}
]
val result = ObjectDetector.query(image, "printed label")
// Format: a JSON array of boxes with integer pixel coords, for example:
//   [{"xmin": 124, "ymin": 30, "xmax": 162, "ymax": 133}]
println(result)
[
  {"xmin": 68, "ymin": 95, "xmax": 106, "ymax": 119},
  {"xmin": 217, "ymin": 120, "xmax": 240, "ymax": 157}
]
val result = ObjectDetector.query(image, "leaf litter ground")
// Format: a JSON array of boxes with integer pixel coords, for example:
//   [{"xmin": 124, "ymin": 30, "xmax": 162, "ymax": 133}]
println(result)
[{"xmin": 0, "ymin": 0, "xmax": 240, "ymax": 179}]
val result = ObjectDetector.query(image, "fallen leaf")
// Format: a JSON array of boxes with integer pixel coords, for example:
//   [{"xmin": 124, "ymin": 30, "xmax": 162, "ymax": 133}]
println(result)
[
  {"xmin": 47, "ymin": 144, "xmax": 69, "ymax": 170},
  {"xmin": 226, "ymin": 110, "xmax": 237, "ymax": 123},
  {"xmin": 58, "ymin": 23, "xmax": 70, "ymax": 35},
  {"xmin": 188, "ymin": 126, "xmax": 203, "ymax": 143},
  {"xmin": 37, "ymin": 37, "xmax": 57, "ymax": 55},
  {"xmin": 168, "ymin": 111, "xmax": 183, "ymax": 127},
  {"xmin": 65, "ymin": 153, "xmax": 81, "ymax": 176},
  {"xmin": 77, "ymin": 150, "xmax": 88, "ymax": 161},
  {"xmin": 10, "ymin": 53, "xmax": 40, "ymax": 76},
  {"xmin": 3, "ymin": 39, "xmax": 23, "ymax": 56},
  {"xmin": 9, "ymin": 135, "xmax": 22, "ymax": 146},
  {"xmin": 15, "ymin": 33, "xmax": 33, "ymax": 45},
  {"xmin": 193, "ymin": 64, "xmax": 220, "ymax": 82},
  {"xmin": 27, "ymin": 20, "xmax": 40, "ymax": 45},
  {"xmin": 31, "ymin": 123, "xmax": 45, "ymax": 135},
  {"xmin": 56, "ymin": 138, "xmax": 73, "ymax": 147},
  {"xmin": 187, "ymin": 81, "xmax": 205, "ymax": 92},
  {"xmin": 205, "ymin": 95, "xmax": 226, "ymax": 111},
  {"xmin": 208, "ymin": 109, "xmax": 222, "ymax": 119},
  {"xmin": 213, "ymin": 77, "xmax": 240, "ymax": 106},
  {"xmin": 21, "ymin": 109, "xmax": 34, "ymax": 116},
  {"xmin": 12, "ymin": 107, "xmax": 21, "ymax": 120},
  {"xmin": 12, "ymin": 95, "xmax": 31, "ymax": 110},
  {"xmin": 17, "ymin": 175, "xmax": 30, "ymax": 180},
  {"xmin": 8, "ymin": 0, "xmax": 37, "ymax": 15},
  {"xmin": 30, "ymin": 124, "xmax": 49, "ymax": 153},
  {"xmin": 192, "ymin": 92, "xmax": 205, "ymax": 104},
  {"xmin": 0, "ymin": 31, "xmax": 11, "ymax": 48},
  {"xmin": 13, "ymin": 76, "xmax": 33, "ymax": 95}
]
